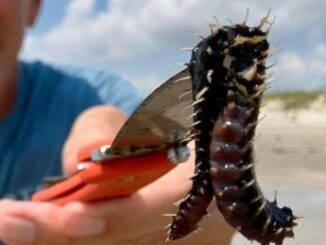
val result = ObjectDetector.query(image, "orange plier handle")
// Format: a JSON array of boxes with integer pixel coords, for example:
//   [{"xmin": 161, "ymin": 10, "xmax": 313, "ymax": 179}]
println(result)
[{"xmin": 32, "ymin": 139, "xmax": 175, "ymax": 206}]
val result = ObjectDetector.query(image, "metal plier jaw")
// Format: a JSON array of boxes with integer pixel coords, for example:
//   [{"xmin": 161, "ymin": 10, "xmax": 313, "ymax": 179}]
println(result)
[{"xmin": 32, "ymin": 138, "xmax": 190, "ymax": 206}]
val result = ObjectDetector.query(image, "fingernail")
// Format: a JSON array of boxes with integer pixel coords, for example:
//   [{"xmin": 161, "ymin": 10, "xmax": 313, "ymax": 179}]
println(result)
[
  {"xmin": 66, "ymin": 215, "xmax": 106, "ymax": 236},
  {"xmin": 0, "ymin": 216, "xmax": 36, "ymax": 242}
]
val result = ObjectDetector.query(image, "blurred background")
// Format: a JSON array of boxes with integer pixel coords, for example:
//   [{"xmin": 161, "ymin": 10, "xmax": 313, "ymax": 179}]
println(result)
[
  {"xmin": 21, "ymin": 0, "xmax": 326, "ymax": 244},
  {"xmin": 21, "ymin": 0, "xmax": 326, "ymax": 96}
]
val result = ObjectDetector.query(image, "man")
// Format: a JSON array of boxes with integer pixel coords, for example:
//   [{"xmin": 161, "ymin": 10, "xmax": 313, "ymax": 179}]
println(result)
[{"xmin": 0, "ymin": 0, "xmax": 235, "ymax": 244}]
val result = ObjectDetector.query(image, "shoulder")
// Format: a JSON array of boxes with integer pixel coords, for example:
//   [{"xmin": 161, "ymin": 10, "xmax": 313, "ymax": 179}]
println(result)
[
  {"xmin": 19, "ymin": 60, "xmax": 92, "ymax": 95},
  {"xmin": 20, "ymin": 60, "xmax": 142, "ymax": 115},
  {"xmin": 20, "ymin": 60, "xmax": 122, "ymax": 90}
]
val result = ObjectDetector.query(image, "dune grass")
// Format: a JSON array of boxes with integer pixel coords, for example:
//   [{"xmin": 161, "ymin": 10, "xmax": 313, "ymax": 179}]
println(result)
[{"xmin": 263, "ymin": 91, "xmax": 326, "ymax": 110}]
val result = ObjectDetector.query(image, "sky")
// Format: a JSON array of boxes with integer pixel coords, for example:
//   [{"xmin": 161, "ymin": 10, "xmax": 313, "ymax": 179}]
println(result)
[{"xmin": 21, "ymin": 0, "xmax": 326, "ymax": 96}]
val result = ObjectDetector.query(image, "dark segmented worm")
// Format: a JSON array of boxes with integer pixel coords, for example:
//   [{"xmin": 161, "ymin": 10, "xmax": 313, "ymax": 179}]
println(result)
[
  {"xmin": 167, "ymin": 170, "xmax": 213, "ymax": 240},
  {"xmin": 168, "ymin": 13, "xmax": 296, "ymax": 245}
]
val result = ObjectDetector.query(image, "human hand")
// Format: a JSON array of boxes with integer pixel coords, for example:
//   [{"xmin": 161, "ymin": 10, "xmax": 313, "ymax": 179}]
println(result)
[
  {"xmin": 0, "ymin": 161, "xmax": 234, "ymax": 245},
  {"xmin": 0, "ymin": 105, "xmax": 235, "ymax": 244}
]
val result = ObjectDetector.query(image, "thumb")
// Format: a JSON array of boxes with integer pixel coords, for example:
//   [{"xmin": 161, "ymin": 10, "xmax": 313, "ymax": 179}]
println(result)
[{"xmin": 62, "ymin": 105, "xmax": 127, "ymax": 175}]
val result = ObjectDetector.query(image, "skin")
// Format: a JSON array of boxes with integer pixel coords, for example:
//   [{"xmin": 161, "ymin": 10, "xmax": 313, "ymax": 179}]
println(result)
[{"xmin": 0, "ymin": 0, "xmax": 236, "ymax": 244}]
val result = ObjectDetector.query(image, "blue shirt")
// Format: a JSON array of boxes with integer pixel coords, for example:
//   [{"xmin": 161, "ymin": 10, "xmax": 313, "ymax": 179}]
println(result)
[{"xmin": 0, "ymin": 61, "xmax": 142, "ymax": 200}]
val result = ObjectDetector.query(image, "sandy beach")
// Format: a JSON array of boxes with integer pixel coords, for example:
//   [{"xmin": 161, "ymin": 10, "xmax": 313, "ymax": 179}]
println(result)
[{"xmin": 232, "ymin": 100, "xmax": 326, "ymax": 244}]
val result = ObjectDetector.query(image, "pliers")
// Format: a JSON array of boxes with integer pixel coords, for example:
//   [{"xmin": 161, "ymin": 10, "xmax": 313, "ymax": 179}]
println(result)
[{"xmin": 32, "ymin": 68, "xmax": 192, "ymax": 205}]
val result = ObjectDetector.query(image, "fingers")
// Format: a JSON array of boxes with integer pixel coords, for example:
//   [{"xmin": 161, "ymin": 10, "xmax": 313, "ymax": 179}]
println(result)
[
  {"xmin": 0, "ymin": 215, "xmax": 36, "ymax": 244},
  {"xmin": 0, "ymin": 200, "xmax": 60, "ymax": 245},
  {"xmin": 0, "ymin": 200, "xmax": 106, "ymax": 245},
  {"xmin": 62, "ymin": 105, "xmax": 127, "ymax": 175},
  {"xmin": 59, "ymin": 202, "xmax": 106, "ymax": 237}
]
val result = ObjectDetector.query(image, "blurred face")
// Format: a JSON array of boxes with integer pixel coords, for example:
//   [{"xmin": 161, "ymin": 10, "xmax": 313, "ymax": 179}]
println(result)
[{"xmin": 0, "ymin": 0, "xmax": 41, "ymax": 66}]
